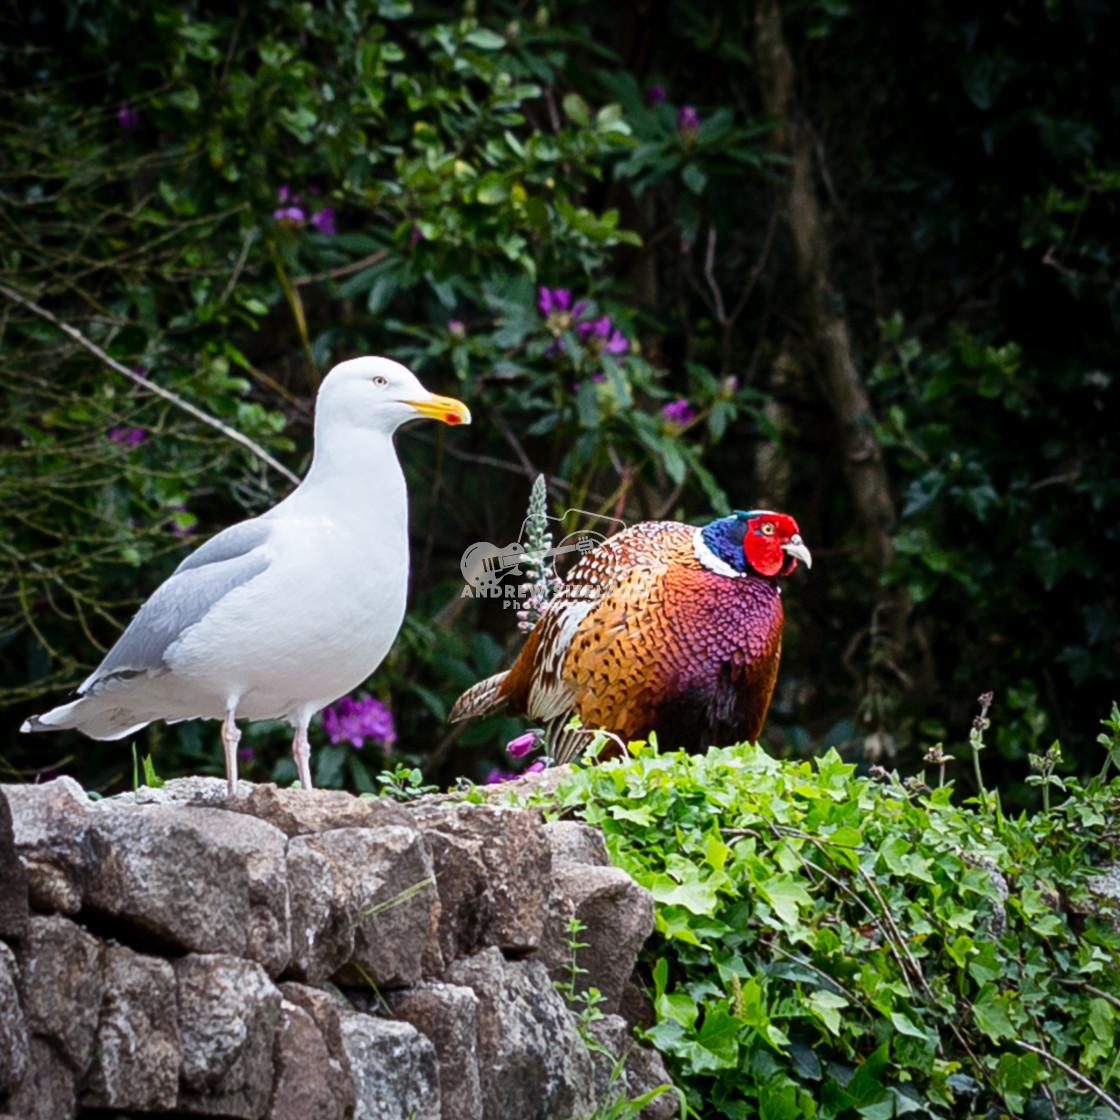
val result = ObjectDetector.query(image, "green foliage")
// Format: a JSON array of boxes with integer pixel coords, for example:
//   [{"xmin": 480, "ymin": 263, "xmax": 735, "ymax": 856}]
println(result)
[
  {"xmin": 3, "ymin": 0, "xmax": 1119, "ymax": 801},
  {"xmin": 364, "ymin": 763, "xmax": 438, "ymax": 801},
  {"xmin": 1, "ymin": 0, "xmax": 766, "ymax": 791},
  {"xmin": 532, "ymin": 732, "xmax": 1120, "ymax": 1118}
]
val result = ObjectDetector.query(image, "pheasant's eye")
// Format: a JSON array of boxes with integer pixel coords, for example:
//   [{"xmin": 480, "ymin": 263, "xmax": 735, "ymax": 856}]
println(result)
[
  {"xmin": 372, "ymin": 376, "xmax": 388, "ymax": 387},
  {"xmin": 760, "ymin": 522, "xmax": 775, "ymax": 536}
]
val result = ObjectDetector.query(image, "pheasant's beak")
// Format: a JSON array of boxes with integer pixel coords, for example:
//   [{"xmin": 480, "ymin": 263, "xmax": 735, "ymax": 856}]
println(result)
[
  {"xmin": 403, "ymin": 394, "xmax": 472, "ymax": 426},
  {"xmin": 782, "ymin": 534, "xmax": 812, "ymax": 569}
]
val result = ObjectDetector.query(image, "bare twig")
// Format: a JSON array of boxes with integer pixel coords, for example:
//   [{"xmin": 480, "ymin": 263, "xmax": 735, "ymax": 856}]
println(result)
[
  {"xmin": 1016, "ymin": 1039, "xmax": 1120, "ymax": 1115},
  {"xmin": 703, "ymin": 228, "xmax": 728, "ymax": 324},
  {"xmin": 293, "ymin": 250, "xmax": 388, "ymax": 286},
  {"xmin": 488, "ymin": 407, "xmax": 536, "ymax": 479},
  {"xmin": 219, "ymin": 227, "xmax": 258, "ymax": 305},
  {"xmin": 0, "ymin": 283, "xmax": 301, "ymax": 485}
]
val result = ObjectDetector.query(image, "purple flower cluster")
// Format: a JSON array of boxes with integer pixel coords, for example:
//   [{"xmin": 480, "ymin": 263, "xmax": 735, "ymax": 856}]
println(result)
[
  {"xmin": 118, "ymin": 103, "xmax": 139, "ymax": 135},
  {"xmin": 322, "ymin": 693, "xmax": 396, "ymax": 752},
  {"xmin": 537, "ymin": 287, "xmax": 629, "ymax": 358},
  {"xmin": 645, "ymin": 85, "xmax": 667, "ymax": 107},
  {"xmin": 537, "ymin": 287, "xmax": 586, "ymax": 320},
  {"xmin": 662, "ymin": 399, "xmax": 696, "ymax": 427},
  {"xmin": 578, "ymin": 315, "xmax": 628, "ymax": 355},
  {"xmin": 273, "ymin": 185, "xmax": 336, "ymax": 234},
  {"xmin": 108, "ymin": 427, "xmax": 146, "ymax": 446}
]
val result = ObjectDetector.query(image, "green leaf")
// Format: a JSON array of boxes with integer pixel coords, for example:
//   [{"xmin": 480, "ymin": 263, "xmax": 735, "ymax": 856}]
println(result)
[
  {"xmin": 562, "ymin": 93, "xmax": 590, "ymax": 127},
  {"xmin": 806, "ymin": 990, "xmax": 848, "ymax": 1036},
  {"xmin": 971, "ymin": 984, "xmax": 1016, "ymax": 1042},
  {"xmin": 695, "ymin": 1005, "xmax": 740, "ymax": 1069},
  {"xmin": 141, "ymin": 755, "xmax": 164, "ymax": 789},
  {"xmin": 757, "ymin": 873, "xmax": 811, "ymax": 927},
  {"xmin": 651, "ymin": 873, "xmax": 721, "ymax": 916},
  {"xmin": 993, "ymin": 1052, "xmax": 1043, "ymax": 1113},
  {"xmin": 464, "ymin": 28, "xmax": 505, "ymax": 49},
  {"xmin": 878, "ymin": 835, "xmax": 911, "ymax": 875},
  {"xmin": 681, "ymin": 163, "xmax": 708, "ymax": 194},
  {"xmin": 476, "ymin": 172, "xmax": 510, "ymax": 205}
]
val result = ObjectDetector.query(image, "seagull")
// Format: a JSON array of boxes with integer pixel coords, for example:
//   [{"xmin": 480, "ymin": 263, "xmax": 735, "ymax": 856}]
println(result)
[{"xmin": 21, "ymin": 356, "xmax": 470, "ymax": 794}]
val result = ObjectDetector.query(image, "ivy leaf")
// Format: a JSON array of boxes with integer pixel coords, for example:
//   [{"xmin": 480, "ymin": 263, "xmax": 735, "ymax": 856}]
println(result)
[
  {"xmin": 807, "ymin": 990, "xmax": 849, "ymax": 1035},
  {"xmin": 971, "ymin": 984, "xmax": 1016, "ymax": 1041},
  {"xmin": 651, "ymin": 873, "xmax": 721, "ymax": 916},
  {"xmin": 694, "ymin": 1005, "xmax": 740, "ymax": 1069},
  {"xmin": 993, "ymin": 1052, "xmax": 1043, "ymax": 1113},
  {"xmin": 757, "ymin": 873, "xmax": 812, "ymax": 927}
]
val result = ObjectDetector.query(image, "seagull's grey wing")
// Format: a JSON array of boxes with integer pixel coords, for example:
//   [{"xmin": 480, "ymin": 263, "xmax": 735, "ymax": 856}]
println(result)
[{"xmin": 79, "ymin": 519, "xmax": 273, "ymax": 696}]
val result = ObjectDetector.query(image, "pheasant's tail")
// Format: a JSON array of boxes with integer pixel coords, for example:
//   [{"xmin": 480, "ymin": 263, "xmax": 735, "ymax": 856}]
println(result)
[
  {"xmin": 448, "ymin": 671, "xmax": 511, "ymax": 723},
  {"xmin": 547, "ymin": 715, "xmax": 596, "ymax": 765}
]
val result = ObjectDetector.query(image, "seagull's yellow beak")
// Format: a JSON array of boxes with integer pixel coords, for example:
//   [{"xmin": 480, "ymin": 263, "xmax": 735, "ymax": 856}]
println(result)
[{"xmin": 403, "ymin": 393, "xmax": 472, "ymax": 426}]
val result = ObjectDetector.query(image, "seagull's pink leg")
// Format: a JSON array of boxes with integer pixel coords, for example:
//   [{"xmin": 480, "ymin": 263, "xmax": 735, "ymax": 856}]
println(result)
[
  {"xmin": 292, "ymin": 720, "xmax": 313, "ymax": 791},
  {"xmin": 221, "ymin": 707, "xmax": 241, "ymax": 796}
]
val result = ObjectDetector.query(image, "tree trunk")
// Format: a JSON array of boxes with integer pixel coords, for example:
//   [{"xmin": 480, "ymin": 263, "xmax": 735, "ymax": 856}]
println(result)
[{"xmin": 754, "ymin": 0, "xmax": 911, "ymax": 751}]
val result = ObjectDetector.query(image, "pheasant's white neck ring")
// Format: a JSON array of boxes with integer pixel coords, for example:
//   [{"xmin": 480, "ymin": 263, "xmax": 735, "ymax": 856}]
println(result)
[{"xmin": 693, "ymin": 527, "xmax": 745, "ymax": 578}]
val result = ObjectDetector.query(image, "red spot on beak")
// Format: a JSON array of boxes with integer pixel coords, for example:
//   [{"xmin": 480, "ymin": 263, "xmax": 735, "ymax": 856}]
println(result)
[{"xmin": 445, "ymin": 412, "xmax": 462, "ymax": 425}]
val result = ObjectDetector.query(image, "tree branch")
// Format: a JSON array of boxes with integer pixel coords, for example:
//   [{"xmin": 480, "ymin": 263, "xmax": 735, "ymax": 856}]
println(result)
[
  {"xmin": 0, "ymin": 283, "xmax": 301, "ymax": 486},
  {"xmin": 1015, "ymin": 1039, "xmax": 1120, "ymax": 1116}
]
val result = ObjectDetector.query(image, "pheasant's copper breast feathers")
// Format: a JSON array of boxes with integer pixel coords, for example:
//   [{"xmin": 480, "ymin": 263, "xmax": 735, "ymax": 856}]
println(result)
[{"xmin": 451, "ymin": 512, "xmax": 808, "ymax": 763}]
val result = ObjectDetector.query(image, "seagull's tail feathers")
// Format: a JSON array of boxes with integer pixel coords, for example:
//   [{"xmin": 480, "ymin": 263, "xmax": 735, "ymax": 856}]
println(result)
[
  {"xmin": 448, "ymin": 671, "xmax": 510, "ymax": 723},
  {"xmin": 21, "ymin": 695, "xmax": 150, "ymax": 741}
]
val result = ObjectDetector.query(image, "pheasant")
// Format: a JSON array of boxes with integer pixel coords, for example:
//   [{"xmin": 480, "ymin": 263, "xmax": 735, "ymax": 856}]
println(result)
[{"xmin": 449, "ymin": 509, "xmax": 810, "ymax": 762}]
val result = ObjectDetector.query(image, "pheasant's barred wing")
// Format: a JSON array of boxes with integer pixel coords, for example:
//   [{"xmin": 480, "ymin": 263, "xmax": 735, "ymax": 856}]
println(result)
[{"xmin": 518, "ymin": 523, "xmax": 689, "ymax": 740}]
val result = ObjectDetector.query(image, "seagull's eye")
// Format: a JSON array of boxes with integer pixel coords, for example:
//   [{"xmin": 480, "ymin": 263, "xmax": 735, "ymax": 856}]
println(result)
[{"xmin": 372, "ymin": 376, "xmax": 388, "ymax": 387}]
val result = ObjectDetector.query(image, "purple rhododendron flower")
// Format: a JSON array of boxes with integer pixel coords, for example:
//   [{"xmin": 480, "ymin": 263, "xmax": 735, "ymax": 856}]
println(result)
[
  {"xmin": 322, "ymin": 694, "xmax": 396, "ymax": 752},
  {"xmin": 278, "ymin": 185, "xmax": 297, "ymax": 203},
  {"xmin": 677, "ymin": 105, "xmax": 701, "ymax": 140},
  {"xmin": 537, "ymin": 287, "xmax": 572, "ymax": 317},
  {"xmin": 108, "ymin": 427, "xmax": 146, "ymax": 446},
  {"xmin": 578, "ymin": 316, "xmax": 629, "ymax": 356},
  {"xmin": 525, "ymin": 760, "xmax": 545, "ymax": 774},
  {"xmin": 118, "ymin": 103, "xmax": 139, "ymax": 134},
  {"xmin": 484, "ymin": 767, "xmax": 519, "ymax": 784},
  {"xmin": 274, "ymin": 205, "xmax": 306, "ymax": 224},
  {"xmin": 662, "ymin": 398, "xmax": 696, "ymax": 426},
  {"xmin": 577, "ymin": 315, "xmax": 611, "ymax": 340},
  {"xmin": 506, "ymin": 730, "xmax": 541, "ymax": 758},
  {"xmin": 309, "ymin": 208, "xmax": 336, "ymax": 235},
  {"xmin": 237, "ymin": 746, "xmax": 254, "ymax": 763},
  {"xmin": 645, "ymin": 85, "xmax": 667, "ymax": 107}
]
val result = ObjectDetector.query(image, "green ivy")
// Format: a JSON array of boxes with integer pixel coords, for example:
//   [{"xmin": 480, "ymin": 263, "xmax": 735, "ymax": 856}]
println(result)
[{"xmin": 526, "ymin": 725, "xmax": 1120, "ymax": 1118}]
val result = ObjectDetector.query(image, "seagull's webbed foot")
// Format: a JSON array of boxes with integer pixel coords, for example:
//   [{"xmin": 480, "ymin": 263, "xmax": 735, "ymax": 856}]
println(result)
[
  {"xmin": 221, "ymin": 709, "xmax": 241, "ymax": 797},
  {"xmin": 292, "ymin": 723, "xmax": 313, "ymax": 792}
]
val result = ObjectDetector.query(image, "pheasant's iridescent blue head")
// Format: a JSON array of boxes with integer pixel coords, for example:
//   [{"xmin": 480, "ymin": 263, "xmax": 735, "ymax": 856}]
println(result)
[
  {"xmin": 699, "ymin": 510, "xmax": 811, "ymax": 578},
  {"xmin": 735, "ymin": 510, "xmax": 811, "ymax": 577}
]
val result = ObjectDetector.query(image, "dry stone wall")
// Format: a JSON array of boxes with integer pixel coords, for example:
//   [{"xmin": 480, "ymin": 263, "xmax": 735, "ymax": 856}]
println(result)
[{"xmin": 0, "ymin": 777, "xmax": 676, "ymax": 1120}]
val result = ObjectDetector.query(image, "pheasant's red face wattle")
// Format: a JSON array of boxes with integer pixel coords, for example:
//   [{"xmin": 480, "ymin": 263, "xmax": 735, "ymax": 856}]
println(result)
[{"xmin": 741, "ymin": 512, "xmax": 808, "ymax": 577}]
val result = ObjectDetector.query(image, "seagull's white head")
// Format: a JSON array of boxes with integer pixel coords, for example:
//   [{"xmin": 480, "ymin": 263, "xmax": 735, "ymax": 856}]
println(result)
[{"xmin": 315, "ymin": 356, "xmax": 471, "ymax": 435}]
